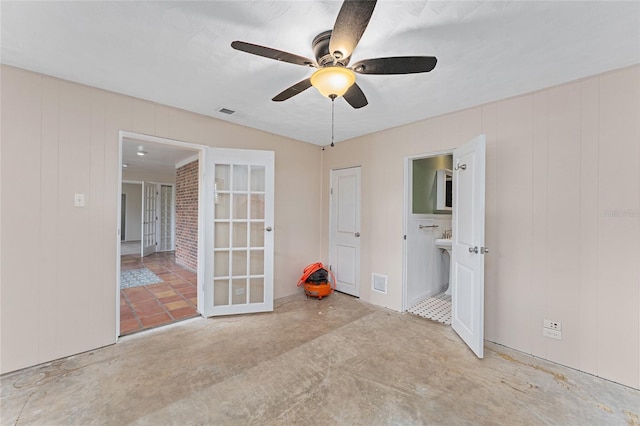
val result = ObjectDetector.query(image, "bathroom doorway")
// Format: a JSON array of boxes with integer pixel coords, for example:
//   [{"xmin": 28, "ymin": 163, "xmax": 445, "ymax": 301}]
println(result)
[
  {"xmin": 403, "ymin": 135, "xmax": 487, "ymax": 358},
  {"xmin": 403, "ymin": 151, "xmax": 454, "ymax": 322}
]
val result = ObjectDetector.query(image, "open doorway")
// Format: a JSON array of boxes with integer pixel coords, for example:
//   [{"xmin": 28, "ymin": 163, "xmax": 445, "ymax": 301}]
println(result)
[
  {"xmin": 403, "ymin": 151, "xmax": 454, "ymax": 323},
  {"xmin": 118, "ymin": 133, "xmax": 204, "ymax": 336},
  {"xmin": 403, "ymin": 135, "xmax": 487, "ymax": 358}
]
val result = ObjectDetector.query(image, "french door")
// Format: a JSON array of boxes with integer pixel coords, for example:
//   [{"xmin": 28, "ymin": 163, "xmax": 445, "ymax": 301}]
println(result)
[
  {"xmin": 158, "ymin": 184, "xmax": 174, "ymax": 252},
  {"xmin": 141, "ymin": 181, "xmax": 158, "ymax": 257},
  {"xmin": 202, "ymin": 148, "xmax": 275, "ymax": 316}
]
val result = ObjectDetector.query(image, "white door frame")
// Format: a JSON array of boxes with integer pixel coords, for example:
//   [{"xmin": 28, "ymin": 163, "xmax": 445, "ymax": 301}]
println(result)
[
  {"xmin": 121, "ymin": 193, "xmax": 127, "ymax": 241},
  {"xmin": 117, "ymin": 131, "xmax": 207, "ymax": 340},
  {"xmin": 402, "ymin": 149, "xmax": 453, "ymax": 312}
]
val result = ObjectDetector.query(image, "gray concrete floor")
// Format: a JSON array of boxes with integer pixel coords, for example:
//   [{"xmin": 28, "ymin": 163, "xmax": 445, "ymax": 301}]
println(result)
[{"xmin": 1, "ymin": 292, "xmax": 639, "ymax": 425}]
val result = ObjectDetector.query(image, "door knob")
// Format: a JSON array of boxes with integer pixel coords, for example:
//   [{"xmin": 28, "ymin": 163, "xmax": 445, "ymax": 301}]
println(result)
[
  {"xmin": 263, "ymin": 226, "xmax": 272, "ymax": 232},
  {"xmin": 481, "ymin": 247, "xmax": 490, "ymax": 254},
  {"xmin": 469, "ymin": 246, "xmax": 478, "ymax": 254},
  {"xmin": 354, "ymin": 232, "xmax": 360, "ymax": 237}
]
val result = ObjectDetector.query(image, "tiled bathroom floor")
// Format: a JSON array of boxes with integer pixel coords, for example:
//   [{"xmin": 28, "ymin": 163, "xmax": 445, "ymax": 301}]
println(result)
[
  {"xmin": 408, "ymin": 293, "xmax": 451, "ymax": 325},
  {"xmin": 120, "ymin": 252, "xmax": 198, "ymax": 336}
]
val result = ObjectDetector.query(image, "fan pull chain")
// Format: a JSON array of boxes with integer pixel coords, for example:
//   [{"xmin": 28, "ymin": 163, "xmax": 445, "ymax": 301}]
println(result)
[{"xmin": 330, "ymin": 94, "xmax": 336, "ymax": 147}]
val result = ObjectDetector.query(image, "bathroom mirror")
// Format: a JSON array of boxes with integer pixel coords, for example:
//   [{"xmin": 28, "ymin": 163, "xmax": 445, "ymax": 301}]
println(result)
[{"xmin": 436, "ymin": 168, "xmax": 452, "ymax": 211}]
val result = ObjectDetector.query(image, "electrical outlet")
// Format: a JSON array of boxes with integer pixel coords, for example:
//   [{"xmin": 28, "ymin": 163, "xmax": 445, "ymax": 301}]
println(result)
[
  {"xmin": 543, "ymin": 328, "xmax": 562, "ymax": 340},
  {"xmin": 544, "ymin": 319, "xmax": 561, "ymax": 331}
]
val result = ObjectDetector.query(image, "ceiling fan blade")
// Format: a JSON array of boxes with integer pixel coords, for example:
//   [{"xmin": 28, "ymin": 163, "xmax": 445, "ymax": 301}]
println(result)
[
  {"xmin": 352, "ymin": 56, "xmax": 437, "ymax": 75},
  {"xmin": 231, "ymin": 41, "xmax": 316, "ymax": 67},
  {"xmin": 329, "ymin": 0, "xmax": 377, "ymax": 61},
  {"xmin": 343, "ymin": 82, "xmax": 368, "ymax": 109},
  {"xmin": 272, "ymin": 78, "xmax": 313, "ymax": 102}
]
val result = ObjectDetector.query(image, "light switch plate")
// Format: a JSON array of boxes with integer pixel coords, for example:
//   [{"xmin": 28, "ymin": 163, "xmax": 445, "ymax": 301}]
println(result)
[{"xmin": 74, "ymin": 193, "xmax": 85, "ymax": 207}]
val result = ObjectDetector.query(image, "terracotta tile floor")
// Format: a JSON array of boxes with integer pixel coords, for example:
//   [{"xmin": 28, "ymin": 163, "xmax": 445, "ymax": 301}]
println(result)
[{"xmin": 120, "ymin": 252, "xmax": 198, "ymax": 336}]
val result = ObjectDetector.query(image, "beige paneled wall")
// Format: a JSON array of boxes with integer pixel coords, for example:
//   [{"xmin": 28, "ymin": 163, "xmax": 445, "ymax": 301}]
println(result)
[
  {"xmin": 0, "ymin": 65, "xmax": 322, "ymax": 374},
  {"xmin": 597, "ymin": 69, "xmax": 640, "ymax": 385},
  {"xmin": 320, "ymin": 65, "xmax": 640, "ymax": 389},
  {"xmin": 1, "ymin": 63, "xmax": 638, "ymax": 388}
]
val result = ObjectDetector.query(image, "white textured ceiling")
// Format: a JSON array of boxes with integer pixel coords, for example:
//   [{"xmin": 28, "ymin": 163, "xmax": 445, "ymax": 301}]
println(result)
[
  {"xmin": 122, "ymin": 138, "xmax": 198, "ymax": 176},
  {"xmin": 2, "ymin": 1, "xmax": 639, "ymax": 146}
]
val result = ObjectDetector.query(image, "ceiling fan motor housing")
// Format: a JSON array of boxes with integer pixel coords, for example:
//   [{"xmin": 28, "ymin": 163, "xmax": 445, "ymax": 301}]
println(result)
[{"xmin": 313, "ymin": 30, "xmax": 348, "ymax": 67}]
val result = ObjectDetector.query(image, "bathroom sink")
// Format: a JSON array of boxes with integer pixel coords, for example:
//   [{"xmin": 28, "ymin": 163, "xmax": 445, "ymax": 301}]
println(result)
[{"xmin": 435, "ymin": 238, "xmax": 452, "ymax": 250}]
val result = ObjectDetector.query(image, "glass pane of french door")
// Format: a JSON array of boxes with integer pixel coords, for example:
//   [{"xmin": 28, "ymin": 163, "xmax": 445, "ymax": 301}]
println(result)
[{"xmin": 213, "ymin": 164, "xmax": 266, "ymax": 306}]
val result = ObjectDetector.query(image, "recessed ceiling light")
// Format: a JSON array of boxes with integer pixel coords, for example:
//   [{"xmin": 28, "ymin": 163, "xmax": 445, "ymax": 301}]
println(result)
[
  {"xmin": 136, "ymin": 151, "xmax": 147, "ymax": 156},
  {"xmin": 122, "ymin": 163, "xmax": 128, "ymax": 168}
]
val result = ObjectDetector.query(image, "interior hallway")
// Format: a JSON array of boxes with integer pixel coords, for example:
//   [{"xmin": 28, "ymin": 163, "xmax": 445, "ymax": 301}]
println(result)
[{"xmin": 2, "ymin": 292, "xmax": 638, "ymax": 425}]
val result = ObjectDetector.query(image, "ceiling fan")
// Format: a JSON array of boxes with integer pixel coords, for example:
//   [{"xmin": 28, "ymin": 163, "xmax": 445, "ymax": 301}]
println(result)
[{"xmin": 231, "ymin": 0, "xmax": 437, "ymax": 109}]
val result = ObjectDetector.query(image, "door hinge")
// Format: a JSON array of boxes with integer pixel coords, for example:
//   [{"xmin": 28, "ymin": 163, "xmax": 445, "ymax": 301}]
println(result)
[
  {"xmin": 330, "ymin": 188, "xmax": 333, "ymax": 195},
  {"xmin": 403, "ymin": 235, "xmax": 406, "ymax": 240},
  {"xmin": 329, "ymin": 265, "xmax": 332, "ymax": 271}
]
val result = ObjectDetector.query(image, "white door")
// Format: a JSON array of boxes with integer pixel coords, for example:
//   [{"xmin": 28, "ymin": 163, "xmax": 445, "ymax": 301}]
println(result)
[
  {"xmin": 202, "ymin": 148, "xmax": 274, "ymax": 316},
  {"xmin": 451, "ymin": 134, "xmax": 486, "ymax": 358},
  {"xmin": 141, "ymin": 182, "xmax": 158, "ymax": 257},
  {"xmin": 158, "ymin": 184, "xmax": 174, "ymax": 252},
  {"xmin": 329, "ymin": 167, "xmax": 361, "ymax": 297}
]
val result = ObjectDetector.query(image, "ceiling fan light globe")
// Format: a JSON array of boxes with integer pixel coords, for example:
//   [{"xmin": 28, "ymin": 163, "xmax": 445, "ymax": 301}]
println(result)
[{"xmin": 310, "ymin": 66, "xmax": 356, "ymax": 98}]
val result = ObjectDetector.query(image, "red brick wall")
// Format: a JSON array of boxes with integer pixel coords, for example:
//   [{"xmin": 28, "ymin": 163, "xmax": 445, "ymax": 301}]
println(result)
[{"xmin": 175, "ymin": 160, "xmax": 198, "ymax": 272}]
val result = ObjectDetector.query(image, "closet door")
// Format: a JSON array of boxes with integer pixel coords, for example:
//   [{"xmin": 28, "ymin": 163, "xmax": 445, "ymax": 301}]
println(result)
[{"xmin": 329, "ymin": 167, "xmax": 361, "ymax": 297}]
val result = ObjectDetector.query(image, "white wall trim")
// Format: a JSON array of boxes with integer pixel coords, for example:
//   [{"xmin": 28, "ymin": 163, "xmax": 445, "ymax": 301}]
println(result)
[
  {"xmin": 175, "ymin": 154, "xmax": 199, "ymax": 169},
  {"xmin": 120, "ymin": 131, "xmax": 207, "ymax": 151}
]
